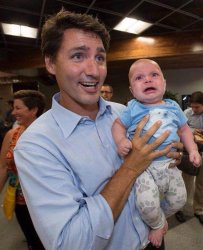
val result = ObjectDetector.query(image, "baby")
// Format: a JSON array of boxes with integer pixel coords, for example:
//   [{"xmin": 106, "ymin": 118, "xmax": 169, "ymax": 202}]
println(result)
[{"xmin": 112, "ymin": 59, "xmax": 202, "ymax": 247}]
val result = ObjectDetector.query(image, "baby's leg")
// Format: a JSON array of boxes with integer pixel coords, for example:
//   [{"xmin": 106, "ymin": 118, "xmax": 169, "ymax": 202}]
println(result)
[
  {"xmin": 161, "ymin": 167, "xmax": 187, "ymax": 218},
  {"xmin": 135, "ymin": 171, "xmax": 166, "ymax": 247}
]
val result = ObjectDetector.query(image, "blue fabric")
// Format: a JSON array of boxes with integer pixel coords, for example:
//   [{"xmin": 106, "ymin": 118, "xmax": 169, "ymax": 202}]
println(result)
[
  {"xmin": 120, "ymin": 99, "xmax": 187, "ymax": 160},
  {"xmin": 14, "ymin": 93, "xmax": 149, "ymax": 250}
]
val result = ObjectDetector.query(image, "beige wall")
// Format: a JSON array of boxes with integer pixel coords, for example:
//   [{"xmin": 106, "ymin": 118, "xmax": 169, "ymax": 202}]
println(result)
[
  {"xmin": 0, "ymin": 84, "xmax": 13, "ymax": 118},
  {"xmin": 0, "ymin": 67, "xmax": 203, "ymax": 118},
  {"xmin": 107, "ymin": 67, "xmax": 203, "ymax": 107}
]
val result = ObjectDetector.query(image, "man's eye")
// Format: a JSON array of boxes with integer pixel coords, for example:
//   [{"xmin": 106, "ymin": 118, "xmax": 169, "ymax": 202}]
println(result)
[
  {"xmin": 96, "ymin": 55, "xmax": 105, "ymax": 63},
  {"xmin": 72, "ymin": 53, "xmax": 83, "ymax": 60}
]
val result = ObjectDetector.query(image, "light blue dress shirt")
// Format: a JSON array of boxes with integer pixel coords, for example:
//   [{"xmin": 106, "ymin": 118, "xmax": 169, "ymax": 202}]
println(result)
[{"xmin": 14, "ymin": 93, "xmax": 149, "ymax": 250}]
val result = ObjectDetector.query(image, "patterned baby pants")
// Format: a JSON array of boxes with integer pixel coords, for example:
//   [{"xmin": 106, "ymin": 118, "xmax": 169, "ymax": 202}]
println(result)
[{"xmin": 134, "ymin": 159, "xmax": 187, "ymax": 229}]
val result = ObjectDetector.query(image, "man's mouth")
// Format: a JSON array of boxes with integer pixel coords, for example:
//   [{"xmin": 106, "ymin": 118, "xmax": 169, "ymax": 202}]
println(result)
[{"xmin": 80, "ymin": 82, "xmax": 98, "ymax": 87}]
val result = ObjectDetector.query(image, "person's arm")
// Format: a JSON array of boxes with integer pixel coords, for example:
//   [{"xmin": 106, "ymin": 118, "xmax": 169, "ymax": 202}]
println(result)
[
  {"xmin": 0, "ymin": 129, "xmax": 14, "ymax": 192},
  {"xmin": 112, "ymin": 118, "xmax": 132, "ymax": 156},
  {"xmin": 178, "ymin": 123, "xmax": 202, "ymax": 167}
]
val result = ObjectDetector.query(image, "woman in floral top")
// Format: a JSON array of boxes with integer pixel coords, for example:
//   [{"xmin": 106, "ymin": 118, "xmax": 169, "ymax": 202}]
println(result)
[{"xmin": 0, "ymin": 90, "xmax": 46, "ymax": 250}]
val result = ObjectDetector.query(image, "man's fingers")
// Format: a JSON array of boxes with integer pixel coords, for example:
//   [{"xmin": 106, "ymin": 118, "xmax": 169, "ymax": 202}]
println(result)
[
  {"xmin": 171, "ymin": 141, "xmax": 184, "ymax": 151},
  {"xmin": 141, "ymin": 130, "xmax": 171, "ymax": 155},
  {"xmin": 132, "ymin": 115, "xmax": 164, "ymax": 148},
  {"xmin": 132, "ymin": 115, "xmax": 149, "ymax": 141},
  {"xmin": 150, "ymin": 144, "xmax": 171, "ymax": 160}
]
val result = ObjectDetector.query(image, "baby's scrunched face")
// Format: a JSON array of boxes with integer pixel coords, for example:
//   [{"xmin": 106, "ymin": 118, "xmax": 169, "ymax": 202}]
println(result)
[{"xmin": 129, "ymin": 59, "xmax": 166, "ymax": 105}]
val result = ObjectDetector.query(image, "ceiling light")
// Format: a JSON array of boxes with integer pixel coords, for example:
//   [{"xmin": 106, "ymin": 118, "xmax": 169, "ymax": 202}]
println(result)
[
  {"xmin": 1, "ymin": 23, "xmax": 38, "ymax": 38},
  {"xmin": 137, "ymin": 37, "xmax": 155, "ymax": 44},
  {"xmin": 113, "ymin": 17, "xmax": 152, "ymax": 34},
  {"xmin": 192, "ymin": 44, "xmax": 203, "ymax": 52}
]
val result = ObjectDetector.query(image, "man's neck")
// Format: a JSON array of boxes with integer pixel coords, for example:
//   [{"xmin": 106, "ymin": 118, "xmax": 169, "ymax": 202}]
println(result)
[{"xmin": 60, "ymin": 99, "xmax": 99, "ymax": 120}]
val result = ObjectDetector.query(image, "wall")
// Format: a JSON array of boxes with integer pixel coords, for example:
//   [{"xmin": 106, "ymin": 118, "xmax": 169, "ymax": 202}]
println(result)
[
  {"xmin": 39, "ymin": 83, "xmax": 59, "ymax": 110},
  {"xmin": 164, "ymin": 68, "xmax": 203, "ymax": 105},
  {"xmin": 0, "ymin": 67, "xmax": 203, "ymax": 117},
  {"xmin": 0, "ymin": 84, "xmax": 13, "ymax": 118},
  {"xmin": 108, "ymin": 67, "xmax": 203, "ymax": 107}
]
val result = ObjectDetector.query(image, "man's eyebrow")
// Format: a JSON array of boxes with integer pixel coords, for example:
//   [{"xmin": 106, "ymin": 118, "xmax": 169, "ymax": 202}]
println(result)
[
  {"xmin": 70, "ymin": 45, "xmax": 106, "ymax": 53},
  {"xmin": 97, "ymin": 47, "xmax": 106, "ymax": 53},
  {"xmin": 70, "ymin": 45, "xmax": 88, "ymax": 52}
]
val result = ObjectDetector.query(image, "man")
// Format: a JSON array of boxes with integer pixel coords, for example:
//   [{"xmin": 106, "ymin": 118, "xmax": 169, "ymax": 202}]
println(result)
[
  {"xmin": 14, "ymin": 10, "xmax": 182, "ymax": 250},
  {"xmin": 176, "ymin": 91, "xmax": 203, "ymax": 224},
  {"xmin": 100, "ymin": 84, "xmax": 113, "ymax": 101}
]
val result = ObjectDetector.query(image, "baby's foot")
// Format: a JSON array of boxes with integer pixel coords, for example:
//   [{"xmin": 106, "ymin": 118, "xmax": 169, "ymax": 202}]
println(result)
[{"xmin": 148, "ymin": 221, "xmax": 168, "ymax": 247}]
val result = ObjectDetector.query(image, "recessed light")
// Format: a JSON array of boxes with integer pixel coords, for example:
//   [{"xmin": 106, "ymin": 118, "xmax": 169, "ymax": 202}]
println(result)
[
  {"xmin": 114, "ymin": 17, "xmax": 152, "ymax": 34},
  {"xmin": 1, "ymin": 23, "xmax": 38, "ymax": 38}
]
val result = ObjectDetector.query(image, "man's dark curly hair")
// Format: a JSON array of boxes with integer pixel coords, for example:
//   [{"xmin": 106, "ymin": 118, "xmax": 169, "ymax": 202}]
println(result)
[{"xmin": 41, "ymin": 9, "xmax": 110, "ymax": 61}]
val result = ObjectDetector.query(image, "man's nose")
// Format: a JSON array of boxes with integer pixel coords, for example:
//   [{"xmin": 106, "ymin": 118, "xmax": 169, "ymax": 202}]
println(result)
[{"xmin": 85, "ymin": 59, "xmax": 99, "ymax": 76}]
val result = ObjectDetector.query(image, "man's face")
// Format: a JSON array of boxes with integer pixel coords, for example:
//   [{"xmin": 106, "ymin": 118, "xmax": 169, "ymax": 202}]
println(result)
[
  {"xmin": 45, "ymin": 28, "xmax": 107, "ymax": 113},
  {"xmin": 100, "ymin": 85, "xmax": 113, "ymax": 101},
  {"xmin": 191, "ymin": 103, "xmax": 203, "ymax": 114}
]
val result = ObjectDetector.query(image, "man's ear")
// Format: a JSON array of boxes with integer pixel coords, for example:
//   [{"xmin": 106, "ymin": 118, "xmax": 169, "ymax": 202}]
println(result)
[
  {"xmin": 129, "ymin": 86, "xmax": 133, "ymax": 95},
  {"xmin": 45, "ymin": 56, "xmax": 56, "ymax": 75}
]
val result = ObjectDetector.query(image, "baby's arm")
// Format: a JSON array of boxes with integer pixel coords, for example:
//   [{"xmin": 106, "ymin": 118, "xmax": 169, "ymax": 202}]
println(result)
[
  {"xmin": 178, "ymin": 124, "xmax": 202, "ymax": 167},
  {"xmin": 112, "ymin": 118, "xmax": 132, "ymax": 157}
]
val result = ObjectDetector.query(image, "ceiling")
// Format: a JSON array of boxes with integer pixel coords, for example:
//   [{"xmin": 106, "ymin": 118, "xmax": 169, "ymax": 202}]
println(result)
[{"xmin": 0, "ymin": 0, "xmax": 203, "ymax": 75}]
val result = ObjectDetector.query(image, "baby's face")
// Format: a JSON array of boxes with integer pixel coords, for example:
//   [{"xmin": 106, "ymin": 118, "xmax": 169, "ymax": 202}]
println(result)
[{"xmin": 129, "ymin": 59, "xmax": 166, "ymax": 105}]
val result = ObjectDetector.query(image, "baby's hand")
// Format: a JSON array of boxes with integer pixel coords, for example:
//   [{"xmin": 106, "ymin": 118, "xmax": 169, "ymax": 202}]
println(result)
[
  {"xmin": 189, "ymin": 150, "xmax": 202, "ymax": 167},
  {"xmin": 117, "ymin": 138, "xmax": 132, "ymax": 157}
]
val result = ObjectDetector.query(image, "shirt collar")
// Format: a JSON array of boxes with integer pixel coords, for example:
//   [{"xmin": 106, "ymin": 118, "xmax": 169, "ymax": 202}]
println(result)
[{"xmin": 51, "ymin": 93, "xmax": 112, "ymax": 138}]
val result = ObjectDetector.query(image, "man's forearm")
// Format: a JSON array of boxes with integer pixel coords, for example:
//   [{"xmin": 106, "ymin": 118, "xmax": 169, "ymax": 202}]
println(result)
[{"xmin": 101, "ymin": 164, "xmax": 137, "ymax": 220}]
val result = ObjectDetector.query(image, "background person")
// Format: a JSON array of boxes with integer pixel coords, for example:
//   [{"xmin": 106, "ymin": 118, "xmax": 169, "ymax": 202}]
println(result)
[
  {"xmin": 112, "ymin": 59, "xmax": 201, "ymax": 247},
  {"xmin": 14, "ymin": 10, "xmax": 183, "ymax": 250},
  {"xmin": 175, "ymin": 91, "xmax": 203, "ymax": 224},
  {"xmin": 3, "ymin": 100, "xmax": 16, "ymax": 129},
  {"xmin": 0, "ymin": 90, "xmax": 46, "ymax": 250},
  {"xmin": 100, "ymin": 84, "xmax": 113, "ymax": 101},
  {"xmin": 0, "ymin": 100, "xmax": 16, "ymax": 149}
]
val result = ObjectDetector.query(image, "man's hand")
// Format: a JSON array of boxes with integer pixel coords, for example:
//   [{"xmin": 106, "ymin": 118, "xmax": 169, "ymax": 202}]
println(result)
[
  {"xmin": 123, "ymin": 115, "xmax": 171, "ymax": 176},
  {"xmin": 167, "ymin": 142, "xmax": 184, "ymax": 168}
]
